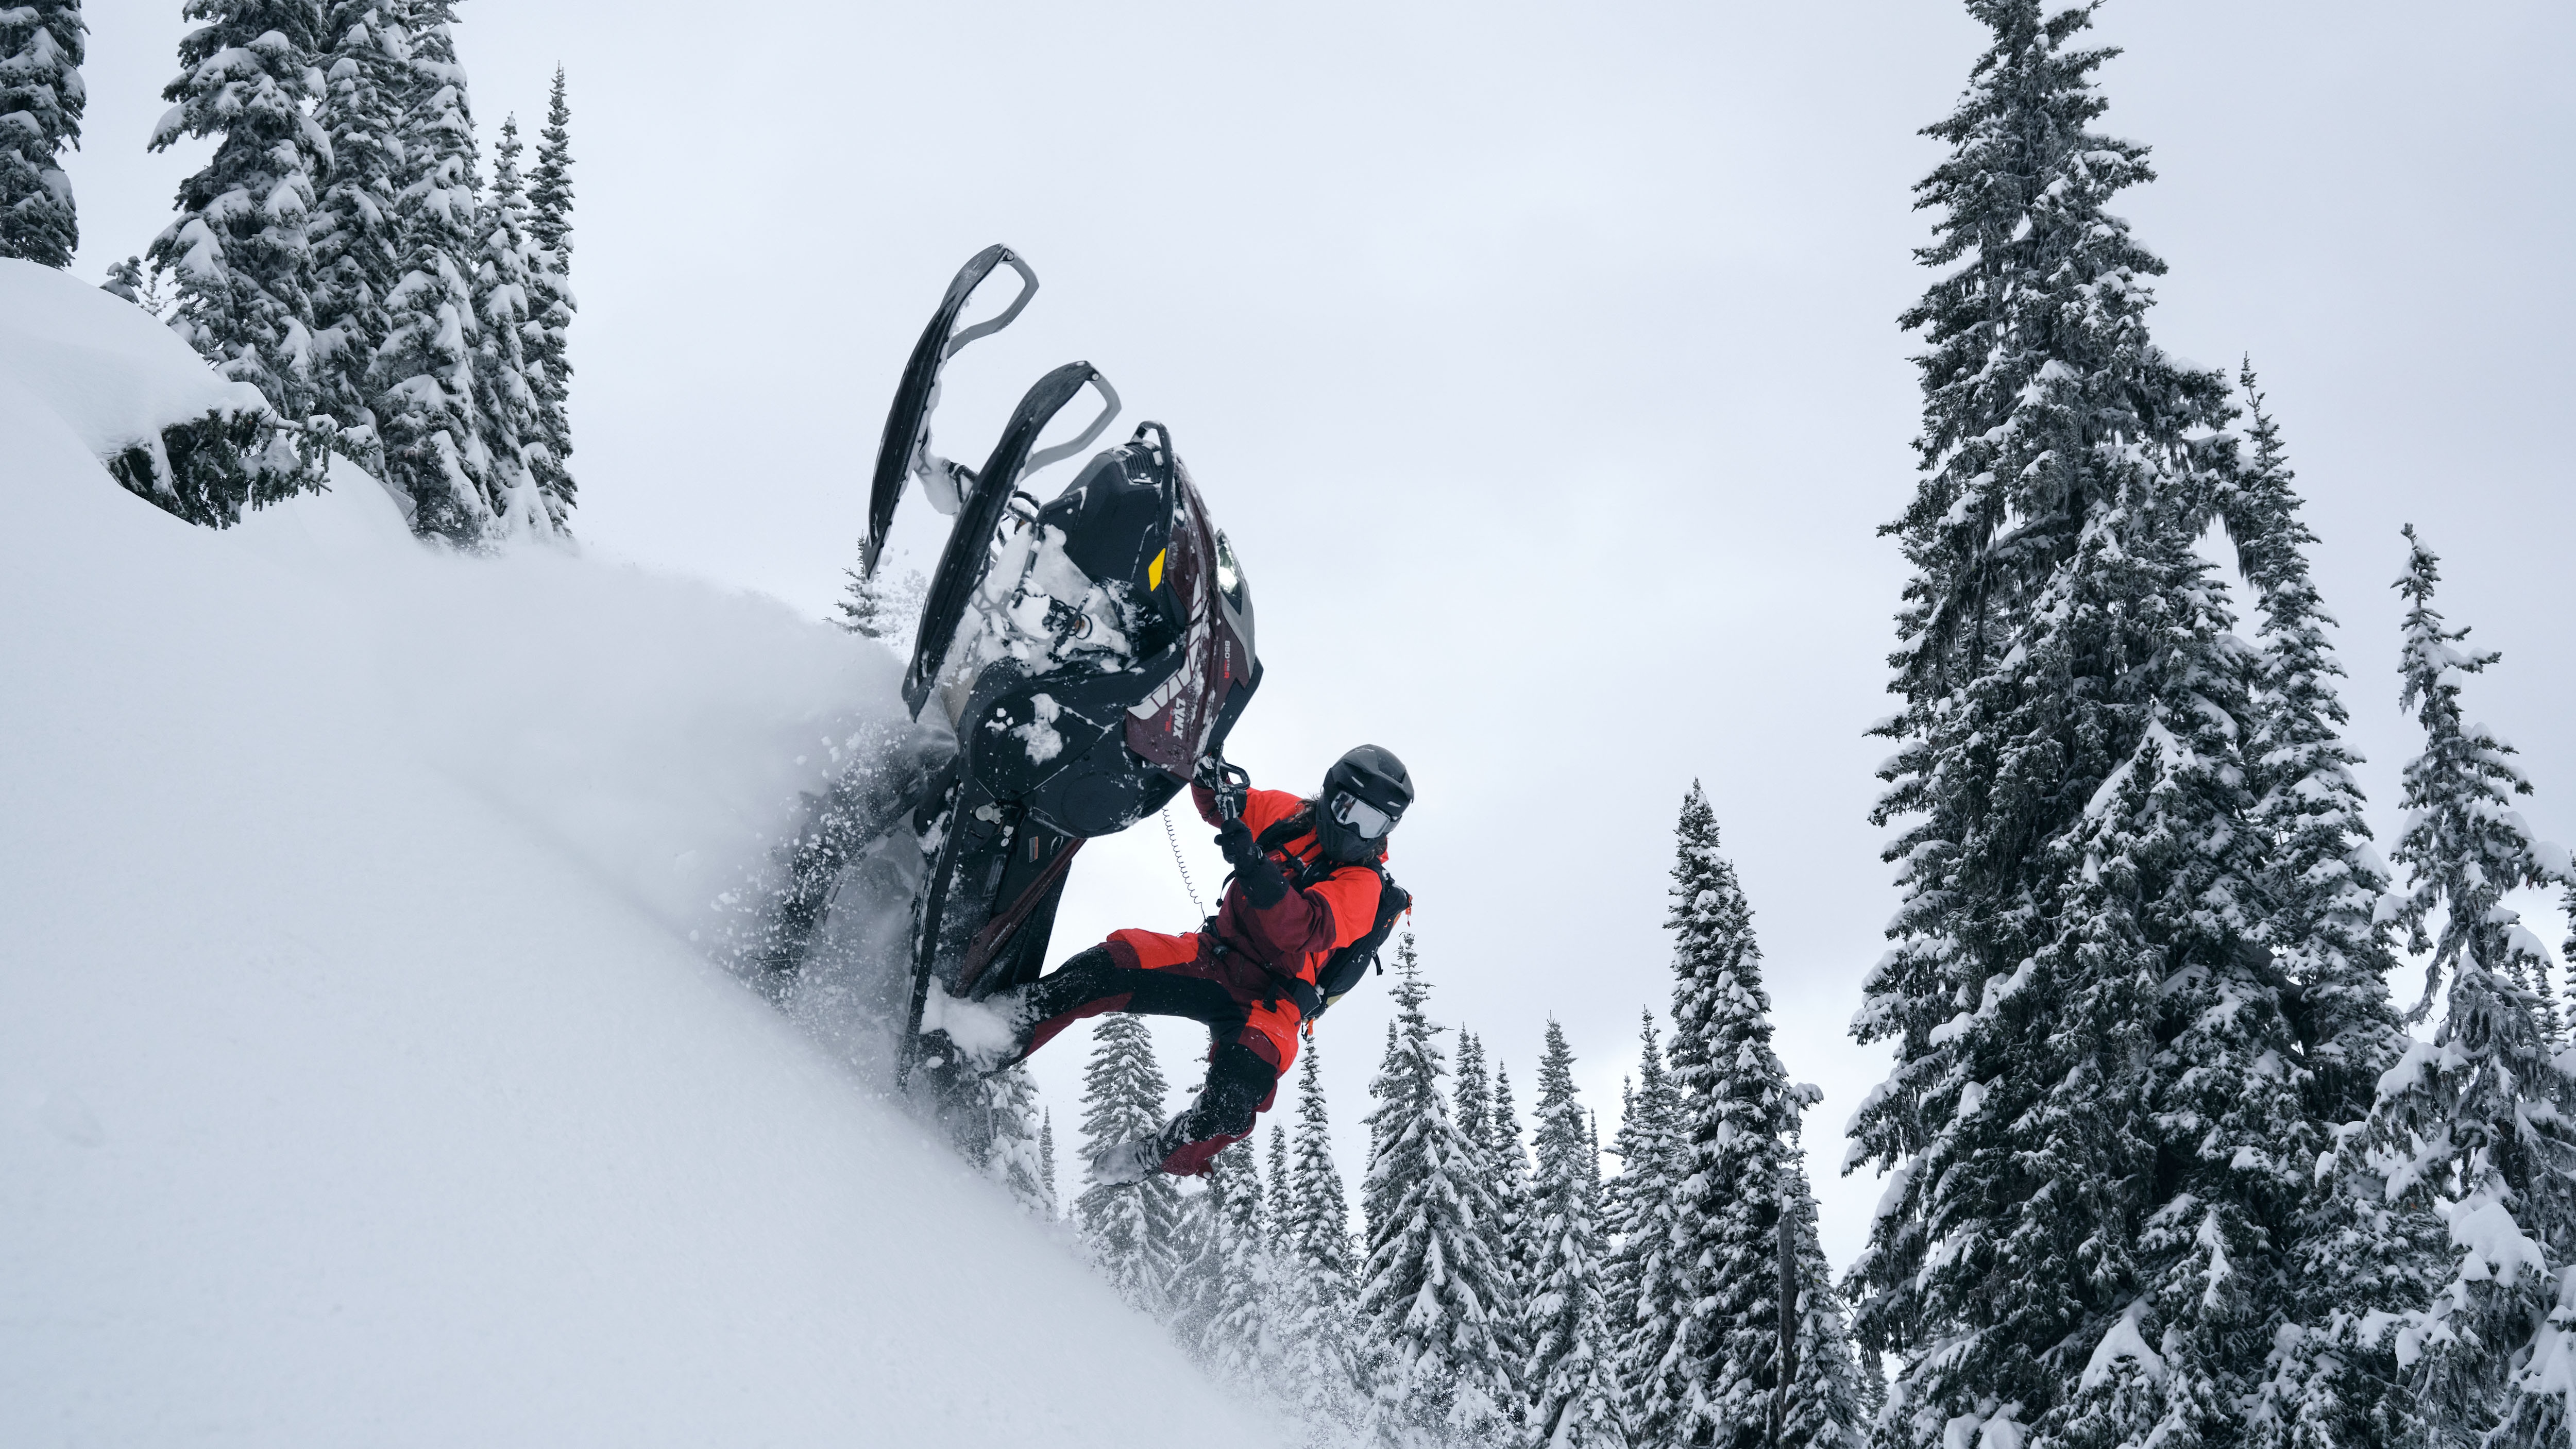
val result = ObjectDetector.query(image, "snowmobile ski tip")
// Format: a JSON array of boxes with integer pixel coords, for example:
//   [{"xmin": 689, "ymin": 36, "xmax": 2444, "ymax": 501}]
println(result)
[{"xmin": 862, "ymin": 244, "xmax": 1039, "ymax": 578}]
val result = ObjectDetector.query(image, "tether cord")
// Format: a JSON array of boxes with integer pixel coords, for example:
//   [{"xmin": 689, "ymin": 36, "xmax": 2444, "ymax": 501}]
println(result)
[{"xmin": 1161, "ymin": 806, "xmax": 1204, "ymax": 918}]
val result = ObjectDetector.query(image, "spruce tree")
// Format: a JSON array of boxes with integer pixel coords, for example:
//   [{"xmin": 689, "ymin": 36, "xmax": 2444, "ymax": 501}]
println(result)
[
  {"xmin": 1603, "ymin": 1010, "xmax": 1677, "ymax": 1422},
  {"xmin": 148, "ymin": 0, "xmax": 328, "ymax": 420},
  {"xmin": 1076, "ymin": 1012, "xmax": 1182, "ymax": 1315},
  {"xmin": 309, "ymin": 0, "xmax": 411, "ymax": 470},
  {"xmin": 1358, "ymin": 936, "xmax": 1517, "ymax": 1444},
  {"xmin": 982, "ymin": 1065, "xmax": 1049, "ymax": 1220},
  {"xmin": 1489, "ymin": 1056, "xmax": 1537, "ymax": 1427},
  {"xmin": 1846, "ymin": 7, "xmax": 2308, "ymax": 1448},
  {"xmin": 373, "ymin": 0, "xmax": 488, "ymax": 542},
  {"xmin": 2218, "ymin": 368, "xmax": 2440, "ymax": 1449},
  {"xmin": 100, "ymin": 255, "xmax": 145, "ymax": 304},
  {"xmin": 1040, "ymin": 1108, "xmax": 1057, "ymax": 1214},
  {"xmin": 1634, "ymin": 783, "xmax": 1858, "ymax": 1449},
  {"xmin": 1280, "ymin": 1046, "xmax": 1366, "ymax": 1435},
  {"xmin": 1526, "ymin": 1020, "xmax": 1627, "ymax": 1449},
  {"xmin": 0, "ymin": 0, "xmax": 84, "ymax": 266},
  {"xmin": 1266, "ymin": 1123, "xmax": 1291, "ymax": 1241},
  {"xmin": 1777, "ymin": 1158, "xmax": 1869, "ymax": 1449},
  {"xmin": 472, "ymin": 115, "xmax": 554, "ymax": 536},
  {"xmin": 2358, "ymin": 528, "xmax": 2576, "ymax": 1449},
  {"xmin": 1199, "ymin": 1143, "xmax": 1284, "ymax": 1395},
  {"xmin": 1457, "ymin": 1026, "xmax": 1527, "ymax": 1417},
  {"xmin": 520, "ymin": 65, "xmax": 573, "ymax": 521}
]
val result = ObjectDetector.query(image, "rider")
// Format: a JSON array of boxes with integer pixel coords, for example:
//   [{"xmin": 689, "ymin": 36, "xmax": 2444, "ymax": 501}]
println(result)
[{"xmin": 988, "ymin": 744, "xmax": 1413, "ymax": 1183}]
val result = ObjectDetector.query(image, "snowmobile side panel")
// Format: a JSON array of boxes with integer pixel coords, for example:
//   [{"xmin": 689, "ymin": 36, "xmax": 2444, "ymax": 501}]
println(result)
[
  {"xmin": 903, "ymin": 361, "xmax": 1120, "ymax": 717},
  {"xmin": 862, "ymin": 244, "xmax": 1037, "ymax": 578}
]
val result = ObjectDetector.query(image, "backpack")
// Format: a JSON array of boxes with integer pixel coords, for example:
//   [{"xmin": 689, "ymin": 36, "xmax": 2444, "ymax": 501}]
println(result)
[{"xmin": 1244, "ymin": 810, "xmax": 1411, "ymax": 1022}]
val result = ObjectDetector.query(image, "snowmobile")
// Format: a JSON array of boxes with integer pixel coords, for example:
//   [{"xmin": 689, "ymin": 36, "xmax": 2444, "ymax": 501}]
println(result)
[{"xmin": 752, "ymin": 245, "xmax": 1264, "ymax": 1088}]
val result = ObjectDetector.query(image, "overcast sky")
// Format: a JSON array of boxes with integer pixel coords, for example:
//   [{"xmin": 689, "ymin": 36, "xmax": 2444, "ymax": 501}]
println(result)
[{"xmin": 61, "ymin": 1, "xmax": 2576, "ymax": 1267}]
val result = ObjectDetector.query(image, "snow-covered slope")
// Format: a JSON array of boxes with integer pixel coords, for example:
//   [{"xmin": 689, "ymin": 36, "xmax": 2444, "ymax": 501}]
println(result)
[{"xmin": 0, "ymin": 262, "xmax": 1283, "ymax": 1447}]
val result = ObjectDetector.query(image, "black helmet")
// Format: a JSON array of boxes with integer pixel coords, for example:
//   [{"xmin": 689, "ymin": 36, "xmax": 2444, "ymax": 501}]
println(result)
[{"xmin": 1316, "ymin": 745, "xmax": 1413, "ymax": 863}]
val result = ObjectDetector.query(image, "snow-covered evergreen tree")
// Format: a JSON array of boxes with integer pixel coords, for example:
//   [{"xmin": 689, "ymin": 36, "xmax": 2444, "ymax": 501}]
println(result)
[
  {"xmin": 1524, "ymin": 1020, "xmax": 1626, "ymax": 1449},
  {"xmin": 1076, "ymin": 1012, "xmax": 1182, "ymax": 1315},
  {"xmin": 982, "ymin": 1065, "xmax": 1049, "ymax": 1220},
  {"xmin": 1489, "ymin": 1056, "xmax": 1536, "ymax": 1426},
  {"xmin": 838, "ymin": 566, "xmax": 928, "ymax": 643},
  {"xmin": 148, "ymin": 0, "xmax": 329, "ymax": 421},
  {"xmin": 1845, "ymin": 6, "xmax": 2309, "ymax": 1447},
  {"xmin": 1266, "ymin": 1123, "xmax": 1291, "ymax": 1240},
  {"xmin": 1455, "ymin": 1026, "xmax": 1526, "ymax": 1423},
  {"xmin": 1199, "ymin": 1144, "xmax": 1284, "ymax": 1397},
  {"xmin": 100, "ymin": 254, "xmax": 146, "ymax": 305},
  {"xmin": 1, "ymin": 0, "xmax": 84, "ymax": 266},
  {"xmin": 1040, "ymin": 1107, "xmax": 1057, "ymax": 1214},
  {"xmin": 1166, "ymin": 1168, "xmax": 1222, "ymax": 1345},
  {"xmin": 2216, "ymin": 367, "xmax": 2441, "ymax": 1449},
  {"xmin": 372, "ymin": 0, "xmax": 489, "ymax": 542},
  {"xmin": 472, "ymin": 114, "xmax": 554, "ymax": 537},
  {"xmin": 1603, "ymin": 1009, "xmax": 1679, "ymax": 1430},
  {"xmin": 519, "ymin": 64, "xmax": 573, "ymax": 521},
  {"xmin": 2357, "ymin": 528, "xmax": 2576, "ymax": 1449},
  {"xmin": 1777, "ymin": 1155, "xmax": 1868, "ymax": 1449},
  {"xmin": 308, "ymin": 0, "xmax": 410, "ymax": 471},
  {"xmin": 1359, "ymin": 935, "xmax": 1517, "ymax": 1445},
  {"xmin": 1633, "ymin": 783, "xmax": 1860, "ymax": 1449},
  {"xmin": 1280, "ymin": 1044, "xmax": 1366, "ymax": 1437}
]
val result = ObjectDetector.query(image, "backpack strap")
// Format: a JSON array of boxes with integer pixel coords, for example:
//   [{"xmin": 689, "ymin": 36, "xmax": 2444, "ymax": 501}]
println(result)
[{"xmin": 1308, "ymin": 864, "xmax": 1409, "ymax": 1023}]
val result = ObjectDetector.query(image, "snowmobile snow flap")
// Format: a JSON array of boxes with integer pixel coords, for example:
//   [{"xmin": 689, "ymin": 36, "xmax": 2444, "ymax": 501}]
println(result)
[{"xmin": 757, "ymin": 246, "xmax": 1265, "ymax": 1092}]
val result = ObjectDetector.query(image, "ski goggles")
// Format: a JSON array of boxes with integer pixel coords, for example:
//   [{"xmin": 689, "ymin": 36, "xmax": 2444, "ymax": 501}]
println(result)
[{"xmin": 1330, "ymin": 790, "xmax": 1401, "ymax": 839}]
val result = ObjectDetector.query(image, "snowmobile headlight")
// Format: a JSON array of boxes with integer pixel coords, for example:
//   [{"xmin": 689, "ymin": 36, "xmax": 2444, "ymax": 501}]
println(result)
[{"xmin": 1214, "ymin": 531, "xmax": 1245, "ymax": 609}]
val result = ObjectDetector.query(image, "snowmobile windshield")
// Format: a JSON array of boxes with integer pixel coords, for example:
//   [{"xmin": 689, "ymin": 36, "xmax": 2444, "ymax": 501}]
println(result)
[{"xmin": 1330, "ymin": 790, "xmax": 1400, "ymax": 839}]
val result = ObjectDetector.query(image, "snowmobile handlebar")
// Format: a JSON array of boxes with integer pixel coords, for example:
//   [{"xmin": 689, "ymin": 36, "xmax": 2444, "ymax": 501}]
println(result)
[{"xmin": 1197, "ymin": 756, "xmax": 1252, "ymax": 823}]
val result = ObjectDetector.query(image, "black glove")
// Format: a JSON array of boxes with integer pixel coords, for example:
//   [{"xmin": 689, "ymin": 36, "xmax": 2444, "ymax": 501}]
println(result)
[
  {"xmin": 1216, "ymin": 819, "xmax": 1262, "ymax": 869},
  {"xmin": 1216, "ymin": 821, "xmax": 1291, "ymax": 908}
]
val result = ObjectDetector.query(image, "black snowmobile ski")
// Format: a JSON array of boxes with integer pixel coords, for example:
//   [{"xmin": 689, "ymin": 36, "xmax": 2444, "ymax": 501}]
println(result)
[
  {"xmin": 862, "ymin": 244, "xmax": 1038, "ymax": 578},
  {"xmin": 758, "ymin": 247, "xmax": 1264, "ymax": 1096}
]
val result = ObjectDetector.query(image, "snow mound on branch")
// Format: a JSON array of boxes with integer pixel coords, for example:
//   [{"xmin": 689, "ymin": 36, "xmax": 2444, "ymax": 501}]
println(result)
[
  {"xmin": 0, "ymin": 256, "xmax": 271, "ymax": 455},
  {"xmin": 0, "ymin": 347, "xmax": 1285, "ymax": 1446}
]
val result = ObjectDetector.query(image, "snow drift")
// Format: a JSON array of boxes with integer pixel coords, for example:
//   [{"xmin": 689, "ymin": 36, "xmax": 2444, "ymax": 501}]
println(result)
[{"xmin": 0, "ymin": 261, "xmax": 1285, "ymax": 1447}]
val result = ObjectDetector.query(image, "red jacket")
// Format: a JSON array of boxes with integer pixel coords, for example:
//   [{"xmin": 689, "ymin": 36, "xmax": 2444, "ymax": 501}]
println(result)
[{"xmin": 1191, "ymin": 784, "xmax": 1384, "ymax": 986}]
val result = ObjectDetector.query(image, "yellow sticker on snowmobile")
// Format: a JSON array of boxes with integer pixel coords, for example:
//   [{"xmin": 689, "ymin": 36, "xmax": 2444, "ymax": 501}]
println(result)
[{"xmin": 1148, "ymin": 548, "xmax": 1166, "ymax": 591}]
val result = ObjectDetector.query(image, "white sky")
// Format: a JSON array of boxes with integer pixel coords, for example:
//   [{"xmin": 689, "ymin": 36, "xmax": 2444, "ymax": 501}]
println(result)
[{"xmin": 60, "ymin": 1, "xmax": 2576, "ymax": 1269}]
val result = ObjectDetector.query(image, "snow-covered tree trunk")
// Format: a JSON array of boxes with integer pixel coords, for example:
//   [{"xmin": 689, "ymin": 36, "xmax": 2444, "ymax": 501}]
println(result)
[
  {"xmin": 1075, "ymin": 1012, "xmax": 1182, "ymax": 1315},
  {"xmin": 148, "ymin": 0, "xmax": 329, "ymax": 423},
  {"xmin": 0, "ymin": 0, "xmax": 85, "ymax": 266}
]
